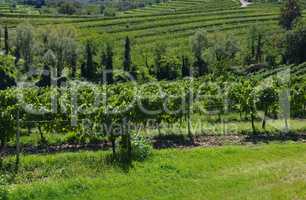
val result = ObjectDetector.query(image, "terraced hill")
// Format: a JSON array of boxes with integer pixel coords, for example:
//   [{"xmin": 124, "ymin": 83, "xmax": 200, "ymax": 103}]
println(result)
[
  {"xmin": 1, "ymin": 0, "xmax": 306, "ymax": 67},
  {"xmin": 250, "ymin": 62, "xmax": 306, "ymax": 78},
  {"xmin": 0, "ymin": 3, "xmax": 39, "ymax": 15}
]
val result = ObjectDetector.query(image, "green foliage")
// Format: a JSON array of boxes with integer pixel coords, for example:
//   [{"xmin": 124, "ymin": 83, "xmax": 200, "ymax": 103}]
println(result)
[
  {"xmin": 82, "ymin": 41, "xmax": 96, "ymax": 81},
  {"xmin": 65, "ymin": 131, "xmax": 81, "ymax": 144},
  {"xmin": 279, "ymin": 0, "xmax": 301, "ymax": 30},
  {"xmin": 158, "ymin": 54, "xmax": 180, "ymax": 80},
  {"xmin": 0, "ymin": 88, "xmax": 18, "ymax": 149},
  {"xmin": 57, "ymin": 1, "xmax": 80, "ymax": 15},
  {"xmin": 244, "ymin": 25, "xmax": 266, "ymax": 65},
  {"xmin": 103, "ymin": 6, "xmax": 116, "ymax": 17},
  {"xmin": 190, "ymin": 30, "xmax": 209, "ymax": 75},
  {"xmin": 0, "ymin": 55, "xmax": 16, "ymax": 90},
  {"xmin": 131, "ymin": 133, "xmax": 152, "ymax": 161},
  {"xmin": 16, "ymin": 23, "xmax": 34, "ymax": 71},
  {"xmin": 4, "ymin": 26, "xmax": 9, "ymax": 55},
  {"xmin": 123, "ymin": 36, "xmax": 131, "ymax": 72},
  {"xmin": 190, "ymin": 30, "xmax": 208, "ymax": 59},
  {"xmin": 39, "ymin": 25, "xmax": 78, "ymax": 77},
  {"xmin": 283, "ymin": 22, "xmax": 306, "ymax": 64},
  {"xmin": 0, "ymin": 175, "xmax": 8, "ymax": 200},
  {"xmin": 257, "ymin": 86, "xmax": 279, "ymax": 111}
]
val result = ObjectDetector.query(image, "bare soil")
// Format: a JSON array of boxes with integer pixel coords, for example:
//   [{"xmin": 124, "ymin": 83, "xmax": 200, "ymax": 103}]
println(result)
[{"xmin": 3, "ymin": 133, "xmax": 306, "ymax": 155}]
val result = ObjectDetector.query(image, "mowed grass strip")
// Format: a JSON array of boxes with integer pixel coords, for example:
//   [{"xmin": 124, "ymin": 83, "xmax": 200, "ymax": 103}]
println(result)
[{"xmin": 7, "ymin": 143, "xmax": 306, "ymax": 200}]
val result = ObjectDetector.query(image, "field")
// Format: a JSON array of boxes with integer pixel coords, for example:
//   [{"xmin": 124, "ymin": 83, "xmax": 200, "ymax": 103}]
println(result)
[{"xmin": 3, "ymin": 143, "xmax": 306, "ymax": 200}]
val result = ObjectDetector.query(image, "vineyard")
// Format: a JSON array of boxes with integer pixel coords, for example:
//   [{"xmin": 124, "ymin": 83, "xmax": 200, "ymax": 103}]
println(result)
[
  {"xmin": 2, "ymin": 0, "xmax": 306, "ymax": 66},
  {"xmin": 1, "ymin": 0, "xmax": 306, "ymax": 199}
]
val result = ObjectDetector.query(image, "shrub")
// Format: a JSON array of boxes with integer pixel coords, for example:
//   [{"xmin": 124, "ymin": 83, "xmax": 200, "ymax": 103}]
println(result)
[
  {"xmin": 65, "ymin": 132, "xmax": 80, "ymax": 145},
  {"xmin": 131, "ymin": 133, "xmax": 152, "ymax": 161},
  {"xmin": 0, "ymin": 175, "xmax": 8, "ymax": 200},
  {"xmin": 103, "ymin": 7, "xmax": 116, "ymax": 17}
]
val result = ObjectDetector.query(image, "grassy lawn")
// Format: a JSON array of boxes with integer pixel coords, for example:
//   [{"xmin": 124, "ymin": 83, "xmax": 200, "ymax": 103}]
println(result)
[{"xmin": 4, "ymin": 142, "xmax": 306, "ymax": 200}]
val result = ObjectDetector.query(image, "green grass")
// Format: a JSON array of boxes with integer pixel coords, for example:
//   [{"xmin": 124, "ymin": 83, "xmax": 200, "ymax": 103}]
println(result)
[{"xmin": 4, "ymin": 143, "xmax": 306, "ymax": 199}]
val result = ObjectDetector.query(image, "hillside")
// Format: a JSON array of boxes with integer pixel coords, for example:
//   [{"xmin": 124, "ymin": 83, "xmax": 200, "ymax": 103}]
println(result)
[
  {"xmin": 2, "ymin": 0, "xmax": 305, "ymax": 66},
  {"xmin": 1, "ymin": 0, "xmax": 306, "ymax": 199}
]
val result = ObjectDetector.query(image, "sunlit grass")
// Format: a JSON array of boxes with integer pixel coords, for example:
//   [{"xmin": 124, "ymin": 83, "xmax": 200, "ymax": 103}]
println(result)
[{"xmin": 5, "ymin": 143, "xmax": 306, "ymax": 200}]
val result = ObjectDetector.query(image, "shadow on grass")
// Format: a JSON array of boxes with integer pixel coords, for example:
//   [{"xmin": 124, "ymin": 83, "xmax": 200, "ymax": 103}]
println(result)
[{"xmin": 105, "ymin": 153, "xmax": 133, "ymax": 173}]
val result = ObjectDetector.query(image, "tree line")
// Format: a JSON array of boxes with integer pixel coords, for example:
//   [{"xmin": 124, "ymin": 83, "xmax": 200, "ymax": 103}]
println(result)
[{"xmin": 0, "ymin": 0, "xmax": 305, "ymax": 88}]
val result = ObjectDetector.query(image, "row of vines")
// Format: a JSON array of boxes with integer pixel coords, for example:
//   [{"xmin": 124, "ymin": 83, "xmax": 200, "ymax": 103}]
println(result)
[{"xmin": 0, "ymin": 72, "xmax": 305, "ymax": 152}]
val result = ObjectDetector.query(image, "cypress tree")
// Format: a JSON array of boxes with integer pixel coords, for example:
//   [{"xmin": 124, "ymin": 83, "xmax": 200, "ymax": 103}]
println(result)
[
  {"xmin": 105, "ymin": 43, "xmax": 113, "ymax": 84},
  {"xmin": 80, "ymin": 62, "xmax": 86, "ymax": 79},
  {"xmin": 0, "ymin": 28, "xmax": 2, "ymax": 50},
  {"xmin": 130, "ymin": 64, "xmax": 137, "ymax": 80},
  {"xmin": 14, "ymin": 46, "xmax": 20, "ymax": 66},
  {"xmin": 182, "ymin": 55, "xmax": 191, "ymax": 77},
  {"xmin": 280, "ymin": 0, "xmax": 301, "ymax": 30},
  {"xmin": 154, "ymin": 43, "xmax": 166, "ymax": 80},
  {"xmin": 190, "ymin": 30, "xmax": 209, "ymax": 76},
  {"xmin": 70, "ymin": 52, "xmax": 77, "ymax": 79},
  {"xmin": 84, "ymin": 41, "xmax": 95, "ymax": 81},
  {"xmin": 123, "ymin": 36, "xmax": 131, "ymax": 72},
  {"xmin": 4, "ymin": 26, "xmax": 9, "ymax": 55},
  {"xmin": 195, "ymin": 57, "xmax": 208, "ymax": 76}
]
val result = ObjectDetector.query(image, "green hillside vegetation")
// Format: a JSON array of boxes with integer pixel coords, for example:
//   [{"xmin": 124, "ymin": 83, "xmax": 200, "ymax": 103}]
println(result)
[{"xmin": 0, "ymin": 0, "xmax": 306, "ymax": 199}]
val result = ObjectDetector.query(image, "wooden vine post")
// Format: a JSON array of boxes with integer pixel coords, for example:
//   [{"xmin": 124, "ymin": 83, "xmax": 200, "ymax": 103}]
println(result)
[{"xmin": 15, "ymin": 109, "xmax": 20, "ymax": 170}]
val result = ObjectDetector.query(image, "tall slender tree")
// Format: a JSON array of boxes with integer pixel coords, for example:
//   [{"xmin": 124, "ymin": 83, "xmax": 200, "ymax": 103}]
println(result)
[
  {"xmin": 246, "ymin": 25, "xmax": 265, "ymax": 64},
  {"xmin": 280, "ymin": 0, "xmax": 301, "ymax": 30},
  {"xmin": 130, "ymin": 64, "xmax": 137, "ymax": 80},
  {"xmin": 14, "ymin": 46, "xmax": 20, "ymax": 66},
  {"xmin": 182, "ymin": 55, "xmax": 191, "ymax": 77},
  {"xmin": 0, "ymin": 27, "xmax": 2, "ymax": 50},
  {"xmin": 16, "ymin": 23, "xmax": 33, "ymax": 71},
  {"xmin": 84, "ymin": 41, "xmax": 95, "ymax": 81},
  {"xmin": 4, "ymin": 25, "xmax": 9, "ymax": 55},
  {"xmin": 190, "ymin": 30, "xmax": 209, "ymax": 76},
  {"xmin": 255, "ymin": 33, "xmax": 263, "ymax": 63},
  {"xmin": 70, "ymin": 51, "xmax": 77, "ymax": 79},
  {"xmin": 105, "ymin": 43, "xmax": 113, "ymax": 84},
  {"xmin": 154, "ymin": 43, "xmax": 166, "ymax": 80},
  {"xmin": 80, "ymin": 62, "xmax": 86, "ymax": 79},
  {"xmin": 123, "ymin": 36, "xmax": 131, "ymax": 72}
]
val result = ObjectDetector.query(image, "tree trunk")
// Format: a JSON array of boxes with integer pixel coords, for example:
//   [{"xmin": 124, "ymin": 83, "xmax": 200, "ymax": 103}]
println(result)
[
  {"xmin": 284, "ymin": 117, "xmax": 289, "ymax": 133},
  {"xmin": 251, "ymin": 111, "xmax": 256, "ymax": 134},
  {"xmin": 143, "ymin": 121, "xmax": 147, "ymax": 135},
  {"xmin": 187, "ymin": 100, "xmax": 192, "ymax": 140},
  {"xmin": 28, "ymin": 126, "xmax": 31, "ymax": 135},
  {"xmin": 0, "ymin": 139, "xmax": 5, "ymax": 169},
  {"xmin": 111, "ymin": 134, "xmax": 116, "ymax": 155},
  {"xmin": 15, "ymin": 113, "xmax": 21, "ymax": 171},
  {"xmin": 121, "ymin": 118, "xmax": 132, "ymax": 164},
  {"xmin": 262, "ymin": 108, "xmax": 267, "ymax": 129},
  {"xmin": 38, "ymin": 126, "xmax": 45, "ymax": 143},
  {"xmin": 157, "ymin": 121, "xmax": 161, "ymax": 136}
]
